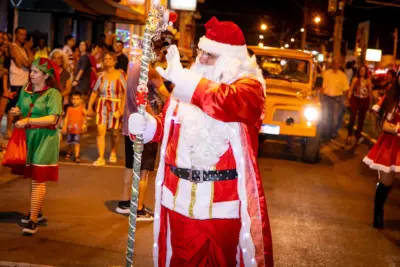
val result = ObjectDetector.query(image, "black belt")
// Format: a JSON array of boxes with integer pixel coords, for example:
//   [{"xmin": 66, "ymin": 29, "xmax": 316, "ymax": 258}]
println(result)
[{"xmin": 169, "ymin": 166, "xmax": 237, "ymax": 183}]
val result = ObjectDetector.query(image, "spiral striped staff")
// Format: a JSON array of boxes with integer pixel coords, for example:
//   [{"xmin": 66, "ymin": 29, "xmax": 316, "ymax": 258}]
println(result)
[{"xmin": 125, "ymin": 3, "xmax": 176, "ymax": 267}]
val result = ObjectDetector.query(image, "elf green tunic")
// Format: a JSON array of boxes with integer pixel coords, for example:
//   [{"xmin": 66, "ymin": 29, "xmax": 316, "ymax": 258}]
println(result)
[{"xmin": 16, "ymin": 84, "xmax": 62, "ymax": 182}]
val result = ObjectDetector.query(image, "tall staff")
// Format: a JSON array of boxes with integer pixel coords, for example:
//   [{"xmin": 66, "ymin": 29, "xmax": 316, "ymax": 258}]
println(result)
[{"xmin": 125, "ymin": 2, "xmax": 172, "ymax": 267}]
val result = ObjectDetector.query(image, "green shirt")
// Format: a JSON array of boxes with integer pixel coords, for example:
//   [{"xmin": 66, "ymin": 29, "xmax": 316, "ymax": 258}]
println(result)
[{"xmin": 17, "ymin": 85, "xmax": 62, "ymax": 166}]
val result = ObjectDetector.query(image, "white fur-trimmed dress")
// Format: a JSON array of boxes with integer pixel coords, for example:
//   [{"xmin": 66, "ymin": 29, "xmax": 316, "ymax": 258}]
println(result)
[{"xmin": 363, "ymin": 105, "xmax": 400, "ymax": 173}]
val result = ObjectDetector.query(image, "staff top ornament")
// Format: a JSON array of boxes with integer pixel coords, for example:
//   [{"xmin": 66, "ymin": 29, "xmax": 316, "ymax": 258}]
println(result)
[
  {"xmin": 147, "ymin": 6, "xmax": 177, "ymax": 41},
  {"xmin": 10, "ymin": 0, "xmax": 23, "ymax": 7},
  {"xmin": 136, "ymin": 5, "xmax": 177, "ymax": 107}
]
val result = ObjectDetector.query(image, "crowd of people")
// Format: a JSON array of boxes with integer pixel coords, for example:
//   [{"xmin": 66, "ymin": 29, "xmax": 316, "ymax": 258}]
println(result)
[
  {"xmin": 321, "ymin": 57, "xmax": 400, "ymax": 231},
  {"xmin": 0, "ymin": 26, "xmax": 171, "ymax": 233},
  {"xmin": 321, "ymin": 58, "xmax": 397, "ymax": 149},
  {"xmin": 0, "ymin": 15, "xmax": 398, "ymax": 266},
  {"xmin": 0, "ymin": 27, "xmax": 152, "ymax": 162},
  {"xmin": 0, "ymin": 17, "xmax": 275, "ymax": 266}
]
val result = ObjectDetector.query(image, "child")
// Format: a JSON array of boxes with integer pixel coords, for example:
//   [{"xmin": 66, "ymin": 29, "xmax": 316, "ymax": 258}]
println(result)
[{"xmin": 62, "ymin": 91, "xmax": 86, "ymax": 163}]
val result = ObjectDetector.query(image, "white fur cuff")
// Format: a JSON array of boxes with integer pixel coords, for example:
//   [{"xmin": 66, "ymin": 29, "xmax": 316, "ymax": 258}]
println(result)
[
  {"xmin": 372, "ymin": 104, "xmax": 380, "ymax": 112},
  {"xmin": 143, "ymin": 113, "xmax": 157, "ymax": 143},
  {"xmin": 198, "ymin": 36, "xmax": 248, "ymax": 60},
  {"xmin": 171, "ymin": 69, "xmax": 203, "ymax": 103}
]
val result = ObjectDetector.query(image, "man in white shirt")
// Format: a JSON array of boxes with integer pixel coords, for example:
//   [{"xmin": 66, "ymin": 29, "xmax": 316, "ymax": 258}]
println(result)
[
  {"xmin": 8, "ymin": 27, "xmax": 32, "ymax": 138},
  {"xmin": 322, "ymin": 58, "xmax": 349, "ymax": 140}
]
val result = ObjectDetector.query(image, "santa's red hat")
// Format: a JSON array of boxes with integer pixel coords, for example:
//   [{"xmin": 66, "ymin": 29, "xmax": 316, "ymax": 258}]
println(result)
[{"xmin": 198, "ymin": 16, "xmax": 248, "ymax": 59}]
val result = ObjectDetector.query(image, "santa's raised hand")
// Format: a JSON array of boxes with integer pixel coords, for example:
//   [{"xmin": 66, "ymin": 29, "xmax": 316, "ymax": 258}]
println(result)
[
  {"xmin": 156, "ymin": 45, "xmax": 183, "ymax": 82},
  {"xmin": 156, "ymin": 45, "xmax": 203, "ymax": 103}
]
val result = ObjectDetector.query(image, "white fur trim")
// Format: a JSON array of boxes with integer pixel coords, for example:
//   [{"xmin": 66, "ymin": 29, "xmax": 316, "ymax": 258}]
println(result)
[
  {"xmin": 198, "ymin": 36, "xmax": 249, "ymax": 60},
  {"xmin": 153, "ymin": 99, "xmax": 179, "ymax": 267},
  {"xmin": 161, "ymin": 185, "xmax": 240, "ymax": 219},
  {"xmin": 143, "ymin": 113, "xmax": 157, "ymax": 143},
  {"xmin": 171, "ymin": 69, "xmax": 202, "ymax": 103},
  {"xmin": 363, "ymin": 157, "xmax": 400, "ymax": 173},
  {"xmin": 166, "ymin": 213, "xmax": 172, "ymax": 267},
  {"xmin": 236, "ymin": 244, "xmax": 241, "ymax": 267},
  {"xmin": 372, "ymin": 104, "xmax": 381, "ymax": 113},
  {"xmin": 230, "ymin": 123, "xmax": 257, "ymax": 267}
]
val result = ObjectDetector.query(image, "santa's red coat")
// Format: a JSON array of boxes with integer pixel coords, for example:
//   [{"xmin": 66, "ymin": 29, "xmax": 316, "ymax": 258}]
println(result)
[{"xmin": 142, "ymin": 75, "xmax": 273, "ymax": 267}]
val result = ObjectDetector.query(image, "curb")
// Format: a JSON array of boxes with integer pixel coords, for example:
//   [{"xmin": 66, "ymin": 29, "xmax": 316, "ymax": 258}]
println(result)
[{"xmin": 0, "ymin": 262, "xmax": 57, "ymax": 267}]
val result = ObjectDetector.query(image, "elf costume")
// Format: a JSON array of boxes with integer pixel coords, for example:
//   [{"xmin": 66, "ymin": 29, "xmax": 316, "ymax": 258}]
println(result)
[{"xmin": 17, "ymin": 57, "xmax": 62, "ymax": 235}]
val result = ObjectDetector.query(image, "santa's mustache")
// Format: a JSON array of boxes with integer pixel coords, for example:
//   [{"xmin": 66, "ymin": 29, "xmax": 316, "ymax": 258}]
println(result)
[{"xmin": 190, "ymin": 56, "xmax": 241, "ymax": 84}]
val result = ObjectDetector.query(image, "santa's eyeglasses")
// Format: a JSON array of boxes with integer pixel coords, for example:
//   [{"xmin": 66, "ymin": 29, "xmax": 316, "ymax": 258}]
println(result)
[{"xmin": 197, "ymin": 48, "xmax": 218, "ymax": 60}]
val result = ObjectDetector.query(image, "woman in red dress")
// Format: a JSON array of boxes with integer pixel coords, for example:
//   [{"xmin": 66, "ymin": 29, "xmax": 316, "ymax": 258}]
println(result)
[{"xmin": 363, "ymin": 74, "xmax": 400, "ymax": 229}]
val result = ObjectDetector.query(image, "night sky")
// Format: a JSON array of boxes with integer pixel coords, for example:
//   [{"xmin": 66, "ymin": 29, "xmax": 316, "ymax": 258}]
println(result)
[{"xmin": 195, "ymin": 0, "xmax": 400, "ymax": 55}]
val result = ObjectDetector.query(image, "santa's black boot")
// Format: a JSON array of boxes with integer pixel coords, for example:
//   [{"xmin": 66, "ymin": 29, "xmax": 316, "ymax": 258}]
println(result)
[{"xmin": 373, "ymin": 182, "xmax": 391, "ymax": 229}]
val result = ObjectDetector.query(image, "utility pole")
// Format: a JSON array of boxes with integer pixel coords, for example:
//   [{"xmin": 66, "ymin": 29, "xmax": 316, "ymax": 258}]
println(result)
[
  {"xmin": 333, "ymin": 1, "xmax": 345, "ymax": 58},
  {"xmin": 364, "ymin": 1, "xmax": 400, "ymax": 68},
  {"xmin": 393, "ymin": 28, "xmax": 398, "ymax": 69},
  {"xmin": 280, "ymin": 20, "xmax": 286, "ymax": 48},
  {"xmin": 300, "ymin": 0, "xmax": 308, "ymax": 50}
]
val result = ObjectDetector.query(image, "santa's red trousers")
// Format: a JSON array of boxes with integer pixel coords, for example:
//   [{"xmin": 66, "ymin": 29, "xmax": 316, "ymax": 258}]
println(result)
[{"xmin": 158, "ymin": 206, "xmax": 244, "ymax": 267}]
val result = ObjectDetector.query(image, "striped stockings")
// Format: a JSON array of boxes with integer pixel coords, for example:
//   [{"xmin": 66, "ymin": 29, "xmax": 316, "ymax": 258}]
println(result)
[{"xmin": 30, "ymin": 180, "xmax": 46, "ymax": 222}]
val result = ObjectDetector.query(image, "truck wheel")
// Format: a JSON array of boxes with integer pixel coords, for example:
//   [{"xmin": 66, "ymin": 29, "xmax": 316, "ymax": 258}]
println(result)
[
  {"xmin": 302, "ymin": 130, "xmax": 321, "ymax": 163},
  {"xmin": 258, "ymin": 134, "xmax": 267, "ymax": 156},
  {"xmin": 258, "ymin": 133, "xmax": 268, "ymax": 144}
]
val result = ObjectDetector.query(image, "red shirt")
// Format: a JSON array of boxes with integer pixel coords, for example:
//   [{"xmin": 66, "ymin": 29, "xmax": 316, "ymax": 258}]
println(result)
[{"xmin": 66, "ymin": 105, "xmax": 85, "ymax": 134}]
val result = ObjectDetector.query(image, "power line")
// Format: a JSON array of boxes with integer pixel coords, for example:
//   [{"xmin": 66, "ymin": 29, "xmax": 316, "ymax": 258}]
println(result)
[
  {"xmin": 350, "ymin": 4, "xmax": 384, "ymax": 9},
  {"xmin": 364, "ymin": 0, "xmax": 400, "ymax": 8}
]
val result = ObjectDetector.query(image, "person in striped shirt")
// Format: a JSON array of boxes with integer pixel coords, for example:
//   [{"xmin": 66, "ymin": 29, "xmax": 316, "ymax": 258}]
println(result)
[{"xmin": 88, "ymin": 52, "xmax": 127, "ymax": 166}]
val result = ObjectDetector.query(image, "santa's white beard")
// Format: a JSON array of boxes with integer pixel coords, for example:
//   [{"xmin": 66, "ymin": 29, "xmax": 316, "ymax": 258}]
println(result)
[
  {"xmin": 190, "ymin": 56, "xmax": 241, "ymax": 84},
  {"xmin": 177, "ymin": 102, "xmax": 234, "ymax": 170}
]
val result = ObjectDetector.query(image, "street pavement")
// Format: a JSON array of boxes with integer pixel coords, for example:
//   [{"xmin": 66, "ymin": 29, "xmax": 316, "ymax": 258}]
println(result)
[{"xmin": 0, "ymin": 128, "xmax": 399, "ymax": 267}]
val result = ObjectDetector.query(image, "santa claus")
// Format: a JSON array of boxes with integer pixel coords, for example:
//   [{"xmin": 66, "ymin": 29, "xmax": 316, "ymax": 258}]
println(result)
[{"xmin": 129, "ymin": 16, "xmax": 273, "ymax": 267}]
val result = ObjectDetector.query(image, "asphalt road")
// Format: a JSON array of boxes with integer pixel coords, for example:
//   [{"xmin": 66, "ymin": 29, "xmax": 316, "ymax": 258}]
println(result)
[{"xmin": 0, "ymin": 129, "xmax": 399, "ymax": 267}]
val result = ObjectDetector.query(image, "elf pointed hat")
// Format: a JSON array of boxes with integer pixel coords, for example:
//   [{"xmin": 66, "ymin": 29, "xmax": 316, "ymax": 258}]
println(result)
[
  {"xmin": 32, "ymin": 57, "xmax": 61, "ymax": 87},
  {"xmin": 198, "ymin": 16, "xmax": 248, "ymax": 60}
]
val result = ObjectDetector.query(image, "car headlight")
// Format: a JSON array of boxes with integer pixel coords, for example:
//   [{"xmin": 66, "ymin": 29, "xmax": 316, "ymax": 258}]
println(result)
[{"xmin": 304, "ymin": 107, "xmax": 319, "ymax": 121}]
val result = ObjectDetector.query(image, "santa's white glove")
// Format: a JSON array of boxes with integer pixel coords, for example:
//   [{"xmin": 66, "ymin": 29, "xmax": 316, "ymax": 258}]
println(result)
[
  {"xmin": 128, "ymin": 112, "xmax": 157, "ymax": 143},
  {"xmin": 156, "ymin": 45, "xmax": 183, "ymax": 82},
  {"xmin": 156, "ymin": 45, "xmax": 203, "ymax": 103}
]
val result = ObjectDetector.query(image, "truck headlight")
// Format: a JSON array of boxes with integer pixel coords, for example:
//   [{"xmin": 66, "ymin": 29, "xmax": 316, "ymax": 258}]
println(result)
[{"xmin": 304, "ymin": 107, "xmax": 319, "ymax": 121}]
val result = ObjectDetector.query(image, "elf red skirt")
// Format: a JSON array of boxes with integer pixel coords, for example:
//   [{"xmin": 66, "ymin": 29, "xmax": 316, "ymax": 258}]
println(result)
[{"xmin": 363, "ymin": 132, "xmax": 400, "ymax": 173}]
